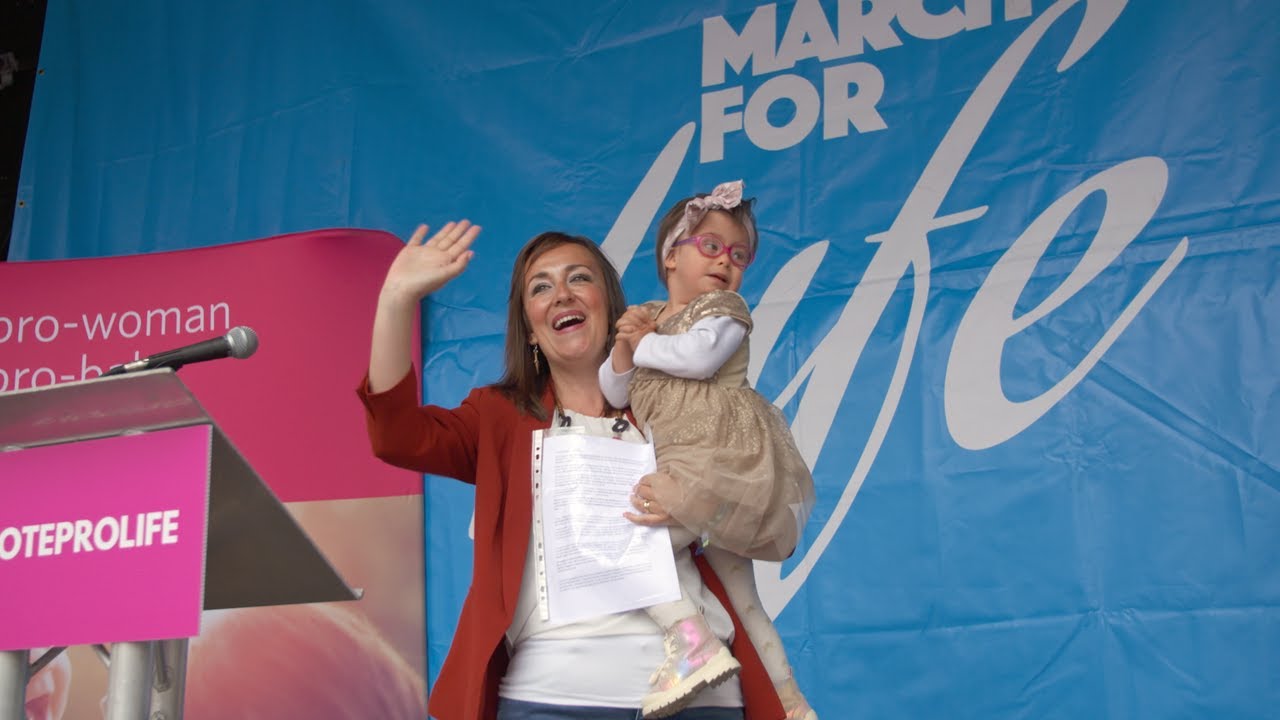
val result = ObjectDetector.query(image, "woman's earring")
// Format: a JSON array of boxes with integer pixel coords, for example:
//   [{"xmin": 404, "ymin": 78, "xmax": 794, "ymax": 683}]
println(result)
[{"xmin": 532, "ymin": 344, "xmax": 541, "ymax": 374}]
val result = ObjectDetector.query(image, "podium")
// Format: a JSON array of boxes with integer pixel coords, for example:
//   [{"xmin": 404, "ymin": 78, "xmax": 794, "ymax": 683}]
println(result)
[{"xmin": 0, "ymin": 369, "xmax": 360, "ymax": 719}]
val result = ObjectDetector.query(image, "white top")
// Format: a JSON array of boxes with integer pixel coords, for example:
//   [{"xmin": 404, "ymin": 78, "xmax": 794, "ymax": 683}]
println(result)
[
  {"xmin": 498, "ymin": 410, "xmax": 743, "ymax": 709},
  {"xmin": 599, "ymin": 314, "xmax": 747, "ymax": 408}
]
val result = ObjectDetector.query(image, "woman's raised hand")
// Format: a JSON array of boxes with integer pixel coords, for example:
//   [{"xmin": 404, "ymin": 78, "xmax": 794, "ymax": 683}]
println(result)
[
  {"xmin": 382, "ymin": 221, "xmax": 481, "ymax": 302},
  {"xmin": 368, "ymin": 221, "xmax": 480, "ymax": 391}
]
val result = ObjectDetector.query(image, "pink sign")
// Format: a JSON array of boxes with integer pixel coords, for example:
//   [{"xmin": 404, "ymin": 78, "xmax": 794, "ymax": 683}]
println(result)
[
  {"xmin": 0, "ymin": 425, "xmax": 211, "ymax": 650},
  {"xmin": 0, "ymin": 230, "xmax": 420, "ymax": 502}
]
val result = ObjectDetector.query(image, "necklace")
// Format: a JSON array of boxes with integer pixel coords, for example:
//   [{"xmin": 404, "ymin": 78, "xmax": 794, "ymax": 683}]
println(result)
[{"xmin": 553, "ymin": 399, "xmax": 631, "ymax": 438}]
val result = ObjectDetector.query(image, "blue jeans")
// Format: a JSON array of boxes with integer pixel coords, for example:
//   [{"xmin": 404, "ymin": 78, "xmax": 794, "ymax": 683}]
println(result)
[{"xmin": 496, "ymin": 697, "xmax": 744, "ymax": 720}]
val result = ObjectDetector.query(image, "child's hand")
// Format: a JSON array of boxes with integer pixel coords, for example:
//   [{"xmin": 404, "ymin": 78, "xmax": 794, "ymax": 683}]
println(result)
[
  {"xmin": 617, "ymin": 306, "xmax": 656, "ymax": 341},
  {"xmin": 612, "ymin": 306, "xmax": 655, "ymax": 372}
]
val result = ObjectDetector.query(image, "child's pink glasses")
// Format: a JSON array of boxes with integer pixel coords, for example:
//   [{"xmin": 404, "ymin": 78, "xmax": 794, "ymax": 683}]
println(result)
[{"xmin": 670, "ymin": 234, "xmax": 754, "ymax": 269}]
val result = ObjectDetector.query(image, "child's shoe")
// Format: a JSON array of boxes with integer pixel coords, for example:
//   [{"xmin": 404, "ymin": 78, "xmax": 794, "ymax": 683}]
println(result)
[
  {"xmin": 776, "ymin": 673, "xmax": 818, "ymax": 720},
  {"xmin": 642, "ymin": 615, "xmax": 741, "ymax": 718}
]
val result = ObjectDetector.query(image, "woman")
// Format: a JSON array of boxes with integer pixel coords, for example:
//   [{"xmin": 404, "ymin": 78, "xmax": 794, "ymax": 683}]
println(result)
[{"xmin": 358, "ymin": 221, "xmax": 785, "ymax": 719}]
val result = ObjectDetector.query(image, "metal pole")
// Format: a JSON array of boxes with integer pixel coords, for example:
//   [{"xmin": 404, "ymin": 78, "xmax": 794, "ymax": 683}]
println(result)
[
  {"xmin": 149, "ymin": 639, "xmax": 188, "ymax": 720},
  {"xmin": 104, "ymin": 641, "xmax": 155, "ymax": 720},
  {"xmin": 0, "ymin": 650, "xmax": 28, "ymax": 720}
]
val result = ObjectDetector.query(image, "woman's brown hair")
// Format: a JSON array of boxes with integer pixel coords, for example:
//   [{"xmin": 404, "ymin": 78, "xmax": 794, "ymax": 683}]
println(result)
[{"xmin": 492, "ymin": 231, "xmax": 627, "ymax": 419}]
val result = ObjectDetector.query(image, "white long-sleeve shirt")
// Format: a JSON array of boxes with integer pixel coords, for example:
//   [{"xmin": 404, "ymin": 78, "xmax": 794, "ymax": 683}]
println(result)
[{"xmin": 599, "ymin": 314, "xmax": 747, "ymax": 409}]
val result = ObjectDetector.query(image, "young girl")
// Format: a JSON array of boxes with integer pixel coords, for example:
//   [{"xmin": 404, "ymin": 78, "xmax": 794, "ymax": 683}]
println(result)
[{"xmin": 599, "ymin": 180, "xmax": 818, "ymax": 719}]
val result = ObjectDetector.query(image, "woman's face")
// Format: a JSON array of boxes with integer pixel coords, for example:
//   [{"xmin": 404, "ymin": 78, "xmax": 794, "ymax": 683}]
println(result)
[{"xmin": 522, "ymin": 243, "xmax": 611, "ymax": 376}]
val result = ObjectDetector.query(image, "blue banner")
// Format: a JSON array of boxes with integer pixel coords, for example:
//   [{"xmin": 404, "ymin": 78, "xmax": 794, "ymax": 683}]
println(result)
[{"xmin": 12, "ymin": 1, "xmax": 1279, "ymax": 717}]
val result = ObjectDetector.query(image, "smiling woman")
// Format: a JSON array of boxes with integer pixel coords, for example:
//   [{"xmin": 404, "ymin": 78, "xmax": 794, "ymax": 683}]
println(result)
[
  {"xmin": 356, "ymin": 222, "xmax": 784, "ymax": 720},
  {"xmin": 490, "ymin": 232, "xmax": 626, "ymax": 421}
]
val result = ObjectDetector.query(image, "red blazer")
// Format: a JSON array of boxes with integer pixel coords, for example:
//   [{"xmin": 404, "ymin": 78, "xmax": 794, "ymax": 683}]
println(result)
[{"xmin": 358, "ymin": 369, "xmax": 784, "ymax": 720}]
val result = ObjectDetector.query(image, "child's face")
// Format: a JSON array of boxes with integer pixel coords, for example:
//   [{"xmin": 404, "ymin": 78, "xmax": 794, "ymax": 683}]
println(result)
[{"xmin": 664, "ymin": 210, "xmax": 748, "ymax": 303}]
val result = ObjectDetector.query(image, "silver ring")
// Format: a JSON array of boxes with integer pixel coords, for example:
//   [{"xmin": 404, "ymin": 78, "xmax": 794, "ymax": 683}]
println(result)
[{"xmin": 643, "ymin": 499, "xmax": 652, "ymax": 511}]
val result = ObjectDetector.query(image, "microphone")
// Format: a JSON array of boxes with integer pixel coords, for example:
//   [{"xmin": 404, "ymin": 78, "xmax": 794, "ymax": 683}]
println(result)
[{"xmin": 103, "ymin": 326, "xmax": 259, "ymax": 376}]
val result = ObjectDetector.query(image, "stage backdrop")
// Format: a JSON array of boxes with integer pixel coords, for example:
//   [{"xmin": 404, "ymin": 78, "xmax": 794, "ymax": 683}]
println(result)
[{"xmin": 11, "ymin": 1, "xmax": 1279, "ymax": 717}]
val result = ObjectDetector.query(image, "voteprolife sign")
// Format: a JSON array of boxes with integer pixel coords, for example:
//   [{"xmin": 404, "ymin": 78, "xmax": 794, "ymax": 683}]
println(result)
[{"xmin": 0, "ymin": 426, "xmax": 211, "ymax": 650}]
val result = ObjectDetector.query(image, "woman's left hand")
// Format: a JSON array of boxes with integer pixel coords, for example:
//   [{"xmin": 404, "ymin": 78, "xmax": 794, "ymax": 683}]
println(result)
[{"xmin": 624, "ymin": 475, "xmax": 677, "ymax": 526}]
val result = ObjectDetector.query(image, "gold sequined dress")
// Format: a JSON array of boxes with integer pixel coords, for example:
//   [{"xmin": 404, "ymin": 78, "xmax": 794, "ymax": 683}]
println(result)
[{"xmin": 630, "ymin": 290, "xmax": 815, "ymax": 561}]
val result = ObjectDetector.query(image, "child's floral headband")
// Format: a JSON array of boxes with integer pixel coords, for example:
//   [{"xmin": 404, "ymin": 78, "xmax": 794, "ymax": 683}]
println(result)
[{"xmin": 660, "ymin": 179, "xmax": 757, "ymax": 261}]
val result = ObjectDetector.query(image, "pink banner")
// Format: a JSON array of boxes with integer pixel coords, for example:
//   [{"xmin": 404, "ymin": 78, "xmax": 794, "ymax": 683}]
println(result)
[
  {"xmin": 0, "ymin": 425, "xmax": 211, "ymax": 650},
  {"xmin": 0, "ymin": 229, "xmax": 419, "ymax": 502}
]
